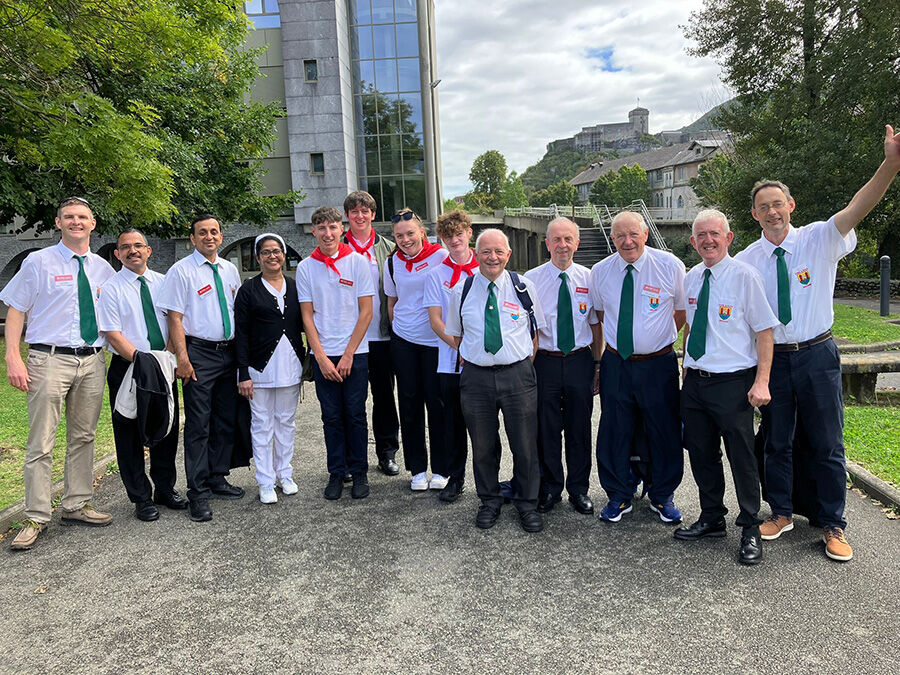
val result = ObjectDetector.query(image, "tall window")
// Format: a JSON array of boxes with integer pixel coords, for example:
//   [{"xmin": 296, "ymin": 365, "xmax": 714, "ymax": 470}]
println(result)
[{"xmin": 244, "ymin": 0, "xmax": 281, "ymax": 28}]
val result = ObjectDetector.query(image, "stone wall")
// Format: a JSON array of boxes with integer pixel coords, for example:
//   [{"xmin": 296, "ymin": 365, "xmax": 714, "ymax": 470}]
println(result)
[{"xmin": 834, "ymin": 278, "xmax": 900, "ymax": 298}]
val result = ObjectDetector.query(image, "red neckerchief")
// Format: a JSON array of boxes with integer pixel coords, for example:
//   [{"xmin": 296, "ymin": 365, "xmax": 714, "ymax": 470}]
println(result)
[
  {"xmin": 346, "ymin": 229, "xmax": 375, "ymax": 261},
  {"xmin": 396, "ymin": 241, "xmax": 444, "ymax": 272},
  {"xmin": 442, "ymin": 252, "xmax": 478, "ymax": 288},
  {"xmin": 310, "ymin": 243, "xmax": 353, "ymax": 276}
]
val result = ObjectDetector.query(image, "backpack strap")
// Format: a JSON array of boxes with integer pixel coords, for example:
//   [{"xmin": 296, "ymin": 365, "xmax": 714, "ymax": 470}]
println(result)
[
  {"xmin": 508, "ymin": 270, "xmax": 537, "ymax": 340},
  {"xmin": 455, "ymin": 274, "xmax": 476, "ymax": 373},
  {"xmin": 387, "ymin": 254, "xmax": 394, "ymax": 283}
]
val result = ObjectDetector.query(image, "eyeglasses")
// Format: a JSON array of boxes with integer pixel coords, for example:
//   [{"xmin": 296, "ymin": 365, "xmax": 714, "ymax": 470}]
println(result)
[
  {"xmin": 755, "ymin": 201, "xmax": 787, "ymax": 214},
  {"xmin": 259, "ymin": 249, "xmax": 284, "ymax": 257},
  {"xmin": 391, "ymin": 211, "xmax": 417, "ymax": 224},
  {"xmin": 117, "ymin": 243, "xmax": 147, "ymax": 251},
  {"xmin": 59, "ymin": 196, "xmax": 91, "ymax": 209}
]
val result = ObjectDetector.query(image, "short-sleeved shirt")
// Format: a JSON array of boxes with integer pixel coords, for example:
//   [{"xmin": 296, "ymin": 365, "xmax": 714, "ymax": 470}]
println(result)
[
  {"xmin": 735, "ymin": 216, "xmax": 856, "ymax": 344},
  {"xmin": 157, "ymin": 249, "xmax": 241, "ymax": 341},
  {"xmin": 445, "ymin": 270, "xmax": 546, "ymax": 367},
  {"xmin": 383, "ymin": 248, "xmax": 449, "ymax": 346},
  {"xmin": 296, "ymin": 251, "xmax": 375, "ymax": 357},
  {"xmin": 525, "ymin": 260, "xmax": 598, "ymax": 352},
  {"xmin": 683, "ymin": 255, "xmax": 779, "ymax": 373},
  {"xmin": 0, "ymin": 241, "xmax": 114, "ymax": 348},
  {"xmin": 97, "ymin": 267, "xmax": 168, "ymax": 356},
  {"xmin": 422, "ymin": 253, "xmax": 476, "ymax": 374},
  {"xmin": 589, "ymin": 247, "xmax": 686, "ymax": 354}
]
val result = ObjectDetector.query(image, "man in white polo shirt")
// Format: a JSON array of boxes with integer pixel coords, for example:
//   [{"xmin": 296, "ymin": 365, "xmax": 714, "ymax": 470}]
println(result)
[
  {"xmin": 1, "ymin": 197, "xmax": 115, "ymax": 550},
  {"xmin": 674, "ymin": 210, "xmax": 778, "ymax": 566},
  {"xmin": 525, "ymin": 217, "xmax": 602, "ymax": 517},
  {"xmin": 297, "ymin": 206, "xmax": 374, "ymax": 501},
  {"xmin": 589, "ymin": 211, "xmax": 686, "ymax": 525},
  {"xmin": 445, "ymin": 228, "xmax": 546, "ymax": 533},
  {"xmin": 735, "ymin": 125, "xmax": 900, "ymax": 562},
  {"xmin": 97, "ymin": 229, "xmax": 187, "ymax": 522}
]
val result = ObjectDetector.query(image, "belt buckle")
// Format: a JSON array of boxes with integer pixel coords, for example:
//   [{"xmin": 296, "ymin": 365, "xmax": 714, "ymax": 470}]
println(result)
[
  {"xmin": 698, "ymin": 369, "xmax": 711, "ymax": 378},
  {"xmin": 783, "ymin": 342, "xmax": 800, "ymax": 352}
]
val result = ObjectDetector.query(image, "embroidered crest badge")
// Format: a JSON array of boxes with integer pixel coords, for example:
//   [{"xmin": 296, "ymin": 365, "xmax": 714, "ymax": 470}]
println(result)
[
  {"xmin": 578, "ymin": 302, "xmax": 587, "ymax": 315},
  {"xmin": 796, "ymin": 268, "xmax": 811, "ymax": 286},
  {"xmin": 718, "ymin": 305, "xmax": 733, "ymax": 321}
]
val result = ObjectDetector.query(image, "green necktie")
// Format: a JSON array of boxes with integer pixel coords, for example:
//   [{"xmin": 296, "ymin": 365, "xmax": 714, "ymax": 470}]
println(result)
[
  {"xmin": 484, "ymin": 281, "xmax": 503, "ymax": 354},
  {"xmin": 687, "ymin": 268, "xmax": 711, "ymax": 361},
  {"xmin": 617, "ymin": 264, "xmax": 635, "ymax": 359},
  {"xmin": 138, "ymin": 276, "xmax": 165, "ymax": 350},
  {"xmin": 557, "ymin": 271, "xmax": 575, "ymax": 354},
  {"xmin": 75, "ymin": 255, "xmax": 98, "ymax": 345},
  {"xmin": 774, "ymin": 247, "xmax": 792, "ymax": 325},
  {"xmin": 206, "ymin": 261, "xmax": 232, "ymax": 339}
]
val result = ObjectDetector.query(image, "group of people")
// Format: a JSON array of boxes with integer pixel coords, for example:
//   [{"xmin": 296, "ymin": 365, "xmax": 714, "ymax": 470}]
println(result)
[{"xmin": 3, "ymin": 125, "xmax": 898, "ymax": 566}]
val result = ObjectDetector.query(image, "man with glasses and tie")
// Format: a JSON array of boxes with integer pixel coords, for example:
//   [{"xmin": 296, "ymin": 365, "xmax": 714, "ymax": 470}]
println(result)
[
  {"xmin": 735, "ymin": 125, "xmax": 900, "ymax": 562},
  {"xmin": 525, "ymin": 218, "xmax": 602, "ymax": 517},
  {"xmin": 97, "ymin": 229, "xmax": 188, "ymax": 522},
  {"xmin": 1, "ymin": 197, "xmax": 115, "ymax": 550},
  {"xmin": 589, "ymin": 211, "xmax": 686, "ymax": 525},
  {"xmin": 159, "ymin": 214, "xmax": 243, "ymax": 522}
]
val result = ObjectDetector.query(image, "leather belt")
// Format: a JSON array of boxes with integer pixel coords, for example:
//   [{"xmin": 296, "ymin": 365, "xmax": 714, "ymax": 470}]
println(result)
[
  {"xmin": 688, "ymin": 367, "xmax": 754, "ymax": 379},
  {"xmin": 468, "ymin": 358, "xmax": 529, "ymax": 371},
  {"xmin": 537, "ymin": 346, "xmax": 590, "ymax": 358},
  {"xmin": 773, "ymin": 330, "xmax": 832, "ymax": 352},
  {"xmin": 30, "ymin": 343, "xmax": 101, "ymax": 356},
  {"xmin": 605, "ymin": 344, "xmax": 673, "ymax": 361},
  {"xmin": 186, "ymin": 336, "xmax": 235, "ymax": 351}
]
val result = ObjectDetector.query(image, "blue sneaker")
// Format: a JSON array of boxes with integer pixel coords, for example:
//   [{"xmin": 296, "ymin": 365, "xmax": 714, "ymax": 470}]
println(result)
[
  {"xmin": 600, "ymin": 500, "xmax": 633, "ymax": 522},
  {"xmin": 649, "ymin": 499, "xmax": 682, "ymax": 524}
]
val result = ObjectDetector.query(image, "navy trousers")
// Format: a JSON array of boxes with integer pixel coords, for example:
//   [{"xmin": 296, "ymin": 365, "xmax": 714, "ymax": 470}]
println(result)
[
  {"xmin": 313, "ymin": 353, "xmax": 369, "ymax": 478},
  {"xmin": 367, "ymin": 339, "xmax": 399, "ymax": 459},
  {"xmin": 438, "ymin": 373, "xmax": 469, "ymax": 482}
]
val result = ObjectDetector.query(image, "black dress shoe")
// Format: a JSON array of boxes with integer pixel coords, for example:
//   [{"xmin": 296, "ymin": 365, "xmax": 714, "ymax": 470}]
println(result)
[
  {"xmin": 153, "ymin": 491, "xmax": 188, "ymax": 510},
  {"xmin": 324, "ymin": 474, "xmax": 343, "ymax": 500},
  {"xmin": 208, "ymin": 480, "xmax": 244, "ymax": 500},
  {"xmin": 537, "ymin": 493, "xmax": 561, "ymax": 513},
  {"xmin": 351, "ymin": 474, "xmax": 370, "ymax": 499},
  {"xmin": 188, "ymin": 499, "xmax": 212, "ymax": 522},
  {"xmin": 673, "ymin": 518, "xmax": 727, "ymax": 540},
  {"xmin": 475, "ymin": 504, "xmax": 501, "ymax": 529},
  {"xmin": 135, "ymin": 501, "xmax": 160, "ymax": 522},
  {"xmin": 519, "ymin": 510, "xmax": 544, "ymax": 533},
  {"xmin": 377, "ymin": 454, "xmax": 400, "ymax": 476},
  {"xmin": 343, "ymin": 472, "xmax": 353, "ymax": 484},
  {"xmin": 739, "ymin": 528, "xmax": 763, "ymax": 565},
  {"xmin": 439, "ymin": 478, "xmax": 464, "ymax": 503},
  {"xmin": 568, "ymin": 493, "xmax": 594, "ymax": 515}
]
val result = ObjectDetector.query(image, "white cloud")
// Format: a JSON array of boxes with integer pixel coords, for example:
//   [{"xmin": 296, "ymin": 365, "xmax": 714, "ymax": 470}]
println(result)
[{"xmin": 434, "ymin": 0, "xmax": 730, "ymax": 198}]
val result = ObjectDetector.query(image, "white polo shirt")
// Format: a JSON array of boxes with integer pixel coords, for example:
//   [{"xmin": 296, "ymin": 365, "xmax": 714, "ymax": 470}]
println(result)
[
  {"xmin": 383, "ymin": 248, "xmax": 448, "ymax": 347},
  {"xmin": 525, "ymin": 260, "xmax": 598, "ymax": 352},
  {"xmin": 422, "ymin": 252, "xmax": 476, "ymax": 374},
  {"xmin": 296, "ymin": 251, "xmax": 375, "ymax": 357},
  {"xmin": 683, "ymin": 255, "xmax": 779, "ymax": 373},
  {"xmin": 0, "ymin": 241, "xmax": 114, "ymax": 348},
  {"xmin": 97, "ymin": 267, "xmax": 169, "ymax": 356},
  {"xmin": 735, "ymin": 216, "xmax": 856, "ymax": 344},
  {"xmin": 348, "ymin": 231, "xmax": 388, "ymax": 344},
  {"xmin": 589, "ymin": 247, "xmax": 686, "ymax": 354},
  {"xmin": 445, "ymin": 270, "xmax": 546, "ymax": 367},
  {"xmin": 157, "ymin": 249, "xmax": 241, "ymax": 341}
]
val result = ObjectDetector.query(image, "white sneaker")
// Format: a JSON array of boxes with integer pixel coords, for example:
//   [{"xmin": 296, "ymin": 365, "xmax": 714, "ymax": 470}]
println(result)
[
  {"xmin": 410, "ymin": 472, "xmax": 429, "ymax": 491},
  {"xmin": 429, "ymin": 474, "xmax": 449, "ymax": 490},
  {"xmin": 259, "ymin": 485, "xmax": 277, "ymax": 504},
  {"xmin": 279, "ymin": 478, "xmax": 299, "ymax": 495}
]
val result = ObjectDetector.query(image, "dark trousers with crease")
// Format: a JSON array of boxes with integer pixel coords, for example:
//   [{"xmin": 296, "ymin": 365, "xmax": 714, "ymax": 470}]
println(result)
[
  {"xmin": 681, "ymin": 367, "xmax": 761, "ymax": 529},
  {"xmin": 107, "ymin": 354, "xmax": 178, "ymax": 504},
  {"xmin": 367, "ymin": 339, "xmax": 399, "ymax": 459},
  {"xmin": 438, "ymin": 373, "xmax": 468, "ymax": 482},
  {"xmin": 534, "ymin": 348, "xmax": 594, "ymax": 498},
  {"xmin": 313, "ymin": 353, "xmax": 369, "ymax": 477}
]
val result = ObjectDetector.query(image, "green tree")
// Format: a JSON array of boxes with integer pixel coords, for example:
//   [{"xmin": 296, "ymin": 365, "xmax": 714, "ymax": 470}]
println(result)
[
  {"xmin": 0, "ymin": 0, "xmax": 299, "ymax": 236},
  {"xmin": 520, "ymin": 147, "xmax": 612, "ymax": 195},
  {"xmin": 468, "ymin": 150, "xmax": 507, "ymax": 209},
  {"xmin": 443, "ymin": 197, "xmax": 461, "ymax": 213},
  {"xmin": 611, "ymin": 164, "xmax": 651, "ymax": 205},
  {"xmin": 530, "ymin": 180, "xmax": 577, "ymax": 207},
  {"xmin": 685, "ymin": 0, "xmax": 900, "ymax": 271},
  {"xmin": 500, "ymin": 171, "xmax": 528, "ymax": 208},
  {"xmin": 588, "ymin": 173, "xmax": 616, "ymax": 206}
]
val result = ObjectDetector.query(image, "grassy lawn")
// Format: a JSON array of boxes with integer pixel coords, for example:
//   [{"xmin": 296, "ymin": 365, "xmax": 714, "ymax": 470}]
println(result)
[
  {"xmin": 0, "ymin": 339, "xmax": 115, "ymax": 511},
  {"xmin": 844, "ymin": 405, "xmax": 900, "ymax": 488},
  {"xmin": 831, "ymin": 304, "xmax": 900, "ymax": 344}
]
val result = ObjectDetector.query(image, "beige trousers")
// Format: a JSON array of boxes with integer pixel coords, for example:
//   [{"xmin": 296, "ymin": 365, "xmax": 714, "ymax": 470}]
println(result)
[{"xmin": 24, "ymin": 349, "xmax": 106, "ymax": 523}]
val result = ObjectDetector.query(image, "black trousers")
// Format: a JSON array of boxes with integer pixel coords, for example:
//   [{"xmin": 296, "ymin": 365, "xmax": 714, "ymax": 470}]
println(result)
[
  {"xmin": 390, "ymin": 335, "xmax": 446, "ymax": 475},
  {"xmin": 438, "ymin": 373, "xmax": 468, "ymax": 482},
  {"xmin": 681, "ymin": 368, "xmax": 761, "ymax": 529},
  {"xmin": 313, "ymin": 353, "xmax": 369, "ymax": 477},
  {"xmin": 534, "ymin": 348, "xmax": 594, "ymax": 498},
  {"xmin": 367, "ymin": 339, "xmax": 399, "ymax": 459},
  {"xmin": 460, "ymin": 359, "xmax": 539, "ymax": 512},
  {"xmin": 182, "ymin": 339, "xmax": 238, "ymax": 501},
  {"xmin": 107, "ymin": 354, "xmax": 178, "ymax": 503}
]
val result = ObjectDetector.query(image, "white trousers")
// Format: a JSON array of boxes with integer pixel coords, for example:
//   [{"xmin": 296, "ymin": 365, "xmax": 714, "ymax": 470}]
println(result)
[{"xmin": 249, "ymin": 384, "xmax": 300, "ymax": 487}]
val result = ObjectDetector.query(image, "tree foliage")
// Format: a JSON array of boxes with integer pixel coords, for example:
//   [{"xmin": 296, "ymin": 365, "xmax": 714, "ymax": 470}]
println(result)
[
  {"xmin": 530, "ymin": 180, "xmax": 577, "ymax": 207},
  {"xmin": 0, "ymin": 0, "xmax": 300, "ymax": 235},
  {"xmin": 500, "ymin": 171, "xmax": 528, "ymax": 209},
  {"xmin": 468, "ymin": 150, "xmax": 507, "ymax": 209},
  {"xmin": 685, "ymin": 0, "xmax": 900, "ymax": 270},
  {"xmin": 520, "ymin": 147, "xmax": 613, "ymax": 195},
  {"xmin": 588, "ymin": 165, "xmax": 651, "ymax": 206}
]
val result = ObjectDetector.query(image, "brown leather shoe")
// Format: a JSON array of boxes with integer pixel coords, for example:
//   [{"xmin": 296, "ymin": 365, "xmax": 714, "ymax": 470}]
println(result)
[
  {"xmin": 60, "ymin": 503, "xmax": 113, "ymax": 527},
  {"xmin": 10, "ymin": 520, "xmax": 46, "ymax": 550},
  {"xmin": 823, "ymin": 527, "xmax": 853, "ymax": 562},
  {"xmin": 759, "ymin": 514, "xmax": 793, "ymax": 540}
]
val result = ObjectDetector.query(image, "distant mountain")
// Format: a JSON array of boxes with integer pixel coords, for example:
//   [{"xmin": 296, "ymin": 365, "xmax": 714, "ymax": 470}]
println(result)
[{"xmin": 679, "ymin": 98, "xmax": 736, "ymax": 132}]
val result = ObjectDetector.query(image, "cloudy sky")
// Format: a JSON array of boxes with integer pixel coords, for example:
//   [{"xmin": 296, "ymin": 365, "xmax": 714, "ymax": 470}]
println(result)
[{"xmin": 433, "ymin": 0, "xmax": 730, "ymax": 198}]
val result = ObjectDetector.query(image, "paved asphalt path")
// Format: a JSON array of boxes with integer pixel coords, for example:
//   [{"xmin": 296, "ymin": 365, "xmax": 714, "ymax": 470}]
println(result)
[{"xmin": 1, "ymin": 392, "xmax": 898, "ymax": 674}]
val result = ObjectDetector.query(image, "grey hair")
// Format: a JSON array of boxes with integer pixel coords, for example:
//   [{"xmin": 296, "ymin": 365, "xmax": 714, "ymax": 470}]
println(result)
[
  {"xmin": 546, "ymin": 217, "xmax": 580, "ymax": 239},
  {"xmin": 475, "ymin": 228, "xmax": 510, "ymax": 252},
  {"xmin": 610, "ymin": 210, "xmax": 648, "ymax": 233},
  {"xmin": 750, "ymin": 180, "xmax": 792, "ymax": 208},
  {"xmin": 692, "ymin": 209, "xmax": 731, "ymax": 236}
]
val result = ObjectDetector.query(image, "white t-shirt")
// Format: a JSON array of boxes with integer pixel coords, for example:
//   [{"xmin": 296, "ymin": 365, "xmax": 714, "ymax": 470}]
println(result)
[
  {"xmin": 97, "ymin": 267, "xmax": 169, "ymax": 356},
  {"xmin": 525, "ymin": 260, "xmax": 598, "ymax": 352},
  {"xmin": 383, "ymin": 247, "xmax": 449, "ymax": 346},
  {"xmin": 422, "ymin": 253, "xmax": 477, "ymax": 374}
]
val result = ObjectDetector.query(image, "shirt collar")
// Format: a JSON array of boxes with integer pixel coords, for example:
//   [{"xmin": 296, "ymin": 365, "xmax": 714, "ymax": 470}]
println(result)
[
  {"xmin": 192, "ymin": 248, "xmax": 218, "ymax": 266},
  {"xmin": 476, "ymin": 269, "xmax": 508, "ymax": 290},
  {"xmin": 549, "ymin": 261, "xmax": 572, "ymax": 276},
  {"xmin": 57, "ymin": 240, "xmax": 87, "ymax": 261},
  {"xmin": 616, "ymin": 248, "xmax": 647, "ymax": 273},
  {"xmin": 119, "ymin": 267, "xmax": 141, "ymax": 284},
  {"xmin": 759, "ymin": 225, "xmax": 798, "ymax": 256},
  {"xmin": 706, "ymin": 254, "xmax": 733, "ymax": 281}
]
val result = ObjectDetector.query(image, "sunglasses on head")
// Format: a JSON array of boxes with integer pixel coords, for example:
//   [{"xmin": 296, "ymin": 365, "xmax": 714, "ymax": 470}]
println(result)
[
  {"xmin": 391, "ymin": 211, "xmax": 416, "ymax": 224},
  {"xmin": 59, "ymin": 196, "xmax": 91, "ymax": 209}
]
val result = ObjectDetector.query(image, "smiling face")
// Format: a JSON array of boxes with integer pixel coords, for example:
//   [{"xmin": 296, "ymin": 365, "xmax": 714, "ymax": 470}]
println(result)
[
  {"xmin": 691, "ymin": 217, "xmax": 733, "ymax": 267},
  {"xmin": 190, "ymin": 219, "xmax": 223, "ymax": 261},
  {"xmin": 114, "ymin": 231, "xmax": 151, "ymax": 274},
  {"xmin": 312, "ymin": 220, "xmax": 344, "ymax": 256},
  {"xmin": 256, "ymin": 238, "xmax": 285, "ymax": 275},
  {"xmin": 611, "ymin": 213, "xmax": 648, "ymax": 264},
  {"xmin": 751, "ymin": 186, "xmax": 795, "ymax": 244},
  {"xmin": 475, "ymin": 231, "xmax": 511, "ymax": 281},
  {"xmin": 393, "ymin": 218, "xmax": 426, "ymax": 257},
  {"xmin": 546, "ymin": 220, "xmax": 580, "ymax": 269},
  {"xmin": 346, "ymin": 205, "xmax": 376, "ymax": 238},
  {"xmin": 55, "ymin": 203, "xmax": 96, "ymax": 251}
]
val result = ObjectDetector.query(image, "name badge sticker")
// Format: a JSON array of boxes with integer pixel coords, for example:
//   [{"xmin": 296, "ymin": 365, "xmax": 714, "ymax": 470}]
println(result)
[
  {"xmin": 503, "ymin": 301, "xmax": 519, "ymax": 311},
  {"xmin": 688, "ymin": 297, "xmax": 697, "ymax": 305},
  {"xmin": 575, "ymin": 286, "xmax": 589, "ymax": 294},
  {"xmin": 339, "ymin": 278, "xmax": 354, "ymax": 287},
  {"xmin": 54, "ymin": 274, "xmax": 74, "ymax": 283},
  {"xmin": 641, "ymin": 284, "xmax": 661, "ymax": 298},
  {"xmin": 198, "ymin": 284, "xmax": 213, "ymax": 296},
  {"xmin": 415, "ymin": 262, "xmax": 429, "ymax": 272}
]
